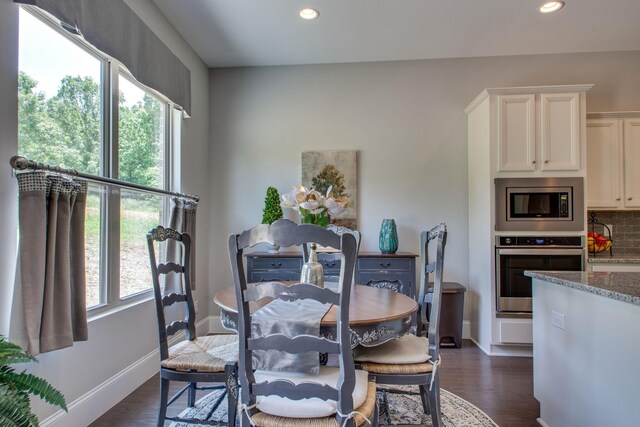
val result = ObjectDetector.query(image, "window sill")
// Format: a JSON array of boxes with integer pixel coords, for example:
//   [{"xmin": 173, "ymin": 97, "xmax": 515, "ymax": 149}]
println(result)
[{"xmin": 87, "ymin": 291, "xmax": 154, "ymax": 322}]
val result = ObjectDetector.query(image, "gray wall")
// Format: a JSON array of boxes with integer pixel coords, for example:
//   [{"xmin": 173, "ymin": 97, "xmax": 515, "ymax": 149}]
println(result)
[{"xmin": 209, "ymin": 50, "xmax": 640, "ymax": 319}]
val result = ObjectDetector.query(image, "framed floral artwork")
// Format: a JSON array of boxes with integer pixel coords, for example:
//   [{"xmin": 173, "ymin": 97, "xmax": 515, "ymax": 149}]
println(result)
[{"xmin": 302, "ymin": 150, "xmax": 357, "ymax": 229}]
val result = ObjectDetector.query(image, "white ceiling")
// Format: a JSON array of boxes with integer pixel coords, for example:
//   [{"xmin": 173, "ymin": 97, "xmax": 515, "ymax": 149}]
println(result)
[{"xmin": 152, "ymin": 0, "xmax": 640, "ymax": 68}]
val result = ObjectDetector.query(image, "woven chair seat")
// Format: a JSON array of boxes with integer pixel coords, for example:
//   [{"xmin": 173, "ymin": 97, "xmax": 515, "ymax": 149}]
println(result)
[
  {"xmin": 250, "ymin": 381, "xmax": 377, "ymax": 427},
  {"xmin": 162, "ymin": 334, "xmax": 238, "ymax": 372},
  {"xmin": 360, "ymin": 360, "xmax": 435, "ymax": 375}
]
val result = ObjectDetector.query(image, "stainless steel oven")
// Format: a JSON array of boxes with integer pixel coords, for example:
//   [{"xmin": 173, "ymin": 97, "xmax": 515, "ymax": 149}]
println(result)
[
  {"xmin": 495, "ymin": 177, "xmax": 584, "ymax": 232},
  {"xmin": 495, "ymin": 236, "xmax": 584, "ymax": 314}
]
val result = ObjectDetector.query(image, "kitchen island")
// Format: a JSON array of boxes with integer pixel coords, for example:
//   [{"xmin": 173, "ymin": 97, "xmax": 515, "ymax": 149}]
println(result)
[{"xmin": 525, "ymin": 271, "xmax": 640, "ymax": 427}]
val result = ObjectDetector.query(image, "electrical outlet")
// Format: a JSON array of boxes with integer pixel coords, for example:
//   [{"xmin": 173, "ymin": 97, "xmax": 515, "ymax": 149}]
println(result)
[
  {"xmin": 551, "ymin": 311, "xmax": 565, "ymax": 330},
  {"xmin": 605, "ymin": 224, "xmax": 613, "ymax": 238},
  {"xmin": 194, "ymin": 300, "xmax": 199, "ymax": 314}
]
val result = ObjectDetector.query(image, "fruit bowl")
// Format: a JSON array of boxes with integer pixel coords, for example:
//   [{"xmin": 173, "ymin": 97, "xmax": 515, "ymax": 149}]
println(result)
[{"xmin": 588, "ymin": 232, "xmax": 612, "ymax": 253}]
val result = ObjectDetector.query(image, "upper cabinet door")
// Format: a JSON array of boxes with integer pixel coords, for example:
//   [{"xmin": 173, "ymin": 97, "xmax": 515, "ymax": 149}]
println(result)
[
  {"xmin": 624, "ymin": 118, "xmax": 640, "ymax": 208},
  {"xmin": 497, "ymin": 94, "xmax": 536, "ymax": 172},
  {"xmin": 586, "ymin": 119, "xmax": 622, "ymax": 209},
  {"xmin": 540, "ymin": 93, "xmax": 580, "ymax": 171}
]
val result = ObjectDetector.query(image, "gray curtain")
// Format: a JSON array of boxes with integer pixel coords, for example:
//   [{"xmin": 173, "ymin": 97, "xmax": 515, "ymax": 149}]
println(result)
[
  {"xmin": 12, "ymin": 172, "xmax": 88, "ymax": 355},
  {"xmin": 165, "ymin": 198, "xmax": 197, "ymax": 293},
  {"xmin": 15, "ymin": 0, "xmax": 191, "ymax": 115}
]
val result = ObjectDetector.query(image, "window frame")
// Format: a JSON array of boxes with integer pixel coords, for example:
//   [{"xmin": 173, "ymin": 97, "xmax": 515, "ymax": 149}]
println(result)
[{"xmin": 19, "ymin": 6, "xmax": 177, "ymax": 315}]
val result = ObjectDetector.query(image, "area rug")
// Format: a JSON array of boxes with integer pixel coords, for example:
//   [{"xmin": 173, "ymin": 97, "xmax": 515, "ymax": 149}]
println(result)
[{"xmin": 170, "ymin": 385, "xmax": 498, "ymax": 426}]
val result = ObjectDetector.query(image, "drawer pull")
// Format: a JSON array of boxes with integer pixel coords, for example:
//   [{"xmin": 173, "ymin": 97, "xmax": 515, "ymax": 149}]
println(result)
[
  {"xmin": 324, "ymin": 262, "xmax": 336, "ymax": 268},
  {"xmin": 271, "ymin": 262, "xmax": 282, "ymax": 268},
  {"xmin": 379, "ymin": 262, "xmax": 392, "ymax": 268}
]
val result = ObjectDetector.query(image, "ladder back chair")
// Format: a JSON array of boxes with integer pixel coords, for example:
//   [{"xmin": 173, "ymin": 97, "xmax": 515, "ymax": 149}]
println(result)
[
  {"xmin": 228, "ymin": 219, "xmax": 378, "ymax": 427},
  {"xmin": 353, "ymin": 223, "xmax": 447, "ymax": 427},
  {"xmin": 147, "ymin": 226, "xmax": 238, "ymax": 427}
]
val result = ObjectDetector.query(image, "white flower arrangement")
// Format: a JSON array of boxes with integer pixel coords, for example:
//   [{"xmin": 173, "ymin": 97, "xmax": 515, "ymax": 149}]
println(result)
[{"xmin": 281, "ymin": 185, "xmax": 349, "ymax": 227}]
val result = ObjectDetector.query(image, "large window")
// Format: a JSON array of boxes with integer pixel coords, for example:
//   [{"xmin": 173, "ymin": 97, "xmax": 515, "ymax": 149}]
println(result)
[{"xmin": 18, "ymin": 8, "xmax": 173, "ymax": 310}]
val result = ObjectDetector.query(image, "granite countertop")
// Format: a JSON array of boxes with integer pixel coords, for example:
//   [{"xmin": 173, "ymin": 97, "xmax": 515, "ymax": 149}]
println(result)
[
  {"xmin": 525, "ymin": 271, "xmax": 640, "ymax": 306},
  {"xmin": 587, "ymin": 253, "xmax": 640, "ymax": 263}
]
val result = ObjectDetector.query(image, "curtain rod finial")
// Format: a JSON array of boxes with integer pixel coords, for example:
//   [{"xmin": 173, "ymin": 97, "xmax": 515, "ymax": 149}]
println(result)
[{"xmin": 10, "ymin": 156, "xmax": 30, "ymax": 171}]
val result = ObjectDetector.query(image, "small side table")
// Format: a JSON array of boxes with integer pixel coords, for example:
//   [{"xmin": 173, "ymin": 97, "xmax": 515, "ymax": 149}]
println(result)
[{"xmin": 426, "ymin": 282, "xmax": 466, "ymax": 348}]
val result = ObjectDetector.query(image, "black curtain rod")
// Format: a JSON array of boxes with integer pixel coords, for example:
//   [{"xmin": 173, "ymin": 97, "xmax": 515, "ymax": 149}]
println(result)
[{"xmin": 9, "ymin": 156, "xmax": 199, "ymax": 202}]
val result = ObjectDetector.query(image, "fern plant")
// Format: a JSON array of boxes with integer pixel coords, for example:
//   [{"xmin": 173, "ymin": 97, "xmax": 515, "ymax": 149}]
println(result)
[{"xmin": 0, "ymin": 336, "xmax": 67, "ymax": 426}]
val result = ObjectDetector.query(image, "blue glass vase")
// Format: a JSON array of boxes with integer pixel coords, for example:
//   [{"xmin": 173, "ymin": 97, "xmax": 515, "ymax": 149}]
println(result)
[{"xmin": 379, "ymin": 219, "xmax": 398, "ymax": 254}]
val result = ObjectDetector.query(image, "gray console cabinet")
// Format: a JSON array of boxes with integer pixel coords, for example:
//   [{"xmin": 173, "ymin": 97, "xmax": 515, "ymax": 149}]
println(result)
[{"xmin": 245, "ymin": 252, "xmax": 417, "ymax": 297}]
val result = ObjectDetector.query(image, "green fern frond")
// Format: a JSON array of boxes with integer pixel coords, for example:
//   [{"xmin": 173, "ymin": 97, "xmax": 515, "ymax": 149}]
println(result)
[
  {"xmin": 0, "ymin": 340, "xmax": 35, "ymax": 365},
  {"xmin": 0, "ymin": 385, "xmax": 39, "ymax": 427},
  {"xmin": 3, "ymin": 372, "xmax": 67, "ymax": 412}
]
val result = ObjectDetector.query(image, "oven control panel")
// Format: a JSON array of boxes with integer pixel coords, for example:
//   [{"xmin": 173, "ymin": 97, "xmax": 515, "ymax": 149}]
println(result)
[{"xmin": 497, "ymin": 236, "xmax": 583, "ymax": 247}]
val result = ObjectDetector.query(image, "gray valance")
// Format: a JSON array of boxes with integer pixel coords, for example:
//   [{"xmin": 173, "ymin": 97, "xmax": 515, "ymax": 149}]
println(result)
[{"xmin": 16, "ymin": 0, "xmax": 191, "ymax": 115}]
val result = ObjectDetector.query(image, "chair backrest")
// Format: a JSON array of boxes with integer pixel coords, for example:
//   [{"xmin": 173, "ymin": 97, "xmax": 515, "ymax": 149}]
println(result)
[
  {"xmin": 147, "ymin": 226, "xmax": 196, "ymax": 362},
  {"xmin": 303, "ymin": 224, "xmax": 361, "ymax": 281},
  {"xmin": 415, "ymin": 223, "xmax": 447, "ymax": 360},
  {"xmin": 228, "ymin": 219, "xmax": 358, "ymax": 424}
]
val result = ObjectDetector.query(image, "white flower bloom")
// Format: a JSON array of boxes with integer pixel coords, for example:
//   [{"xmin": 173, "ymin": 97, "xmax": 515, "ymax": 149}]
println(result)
[{"xmin": 281, "ymin": 186, "xmax": 308, "ymax": 210}]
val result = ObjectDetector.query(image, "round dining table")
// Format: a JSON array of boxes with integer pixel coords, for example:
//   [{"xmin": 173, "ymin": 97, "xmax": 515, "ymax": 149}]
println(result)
[{"xmin": 213, "ymin": 283, "xmax": 418, "ymax": 348}]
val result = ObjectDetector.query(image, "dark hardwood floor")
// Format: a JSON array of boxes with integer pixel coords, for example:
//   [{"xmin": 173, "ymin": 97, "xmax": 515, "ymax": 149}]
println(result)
[{"xmin": 90, "ymin": 340, "xmax": 539, "ymax": 427}]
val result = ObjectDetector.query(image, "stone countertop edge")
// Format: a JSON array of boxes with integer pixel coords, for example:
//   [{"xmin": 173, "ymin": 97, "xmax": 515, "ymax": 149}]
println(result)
[
  {"xmin": 525, "ymin": 271, "xmax": 640, "ymax": 306},
  {"xmin": 587, "ymin": 254, "xmax": 640, "ymax": 263}
]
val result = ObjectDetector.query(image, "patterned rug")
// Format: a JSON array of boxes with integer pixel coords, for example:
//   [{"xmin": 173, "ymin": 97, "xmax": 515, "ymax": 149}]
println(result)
[{"xmin": 170, "ymin": 385, "xmax": 498, "ymax": 426}]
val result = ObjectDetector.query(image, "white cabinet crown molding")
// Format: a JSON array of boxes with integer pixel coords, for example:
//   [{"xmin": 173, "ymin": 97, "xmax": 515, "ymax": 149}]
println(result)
[
  {"xmin": 587, "ymin": 111, "xmax": 640, "ymax": 119},
  {"xmin": 465, "ymin": 84, "xmax": 594, "ymax": 113}
]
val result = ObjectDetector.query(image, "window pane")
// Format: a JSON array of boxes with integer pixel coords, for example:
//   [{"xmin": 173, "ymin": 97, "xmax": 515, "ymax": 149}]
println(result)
[
  {"xmin": 118, "ymin": 75, "xmax": 165, "ymax": 187},
  {"xmin": 86, "ymin": 185, "xmax": 104, "ymax": 308},
  {"xmin": 120, "ymin": 190, "xmax": 164, "ymax": 298},
  {"xmin": 18, "ymin": 8, "xmax": 103, "ymax": 174}
]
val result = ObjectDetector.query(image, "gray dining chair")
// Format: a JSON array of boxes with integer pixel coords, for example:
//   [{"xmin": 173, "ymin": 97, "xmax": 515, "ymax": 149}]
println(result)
[
  {"xmin": 353, "ymin": 223, "xmax": 447, "ymax": 427},
  {"xmin": 147, "ymin": 226, "xmax": 238, "ymax": 427},
  {"xmin": 228, "ymin": 219, "xmax": 378, "ymax": 427}
]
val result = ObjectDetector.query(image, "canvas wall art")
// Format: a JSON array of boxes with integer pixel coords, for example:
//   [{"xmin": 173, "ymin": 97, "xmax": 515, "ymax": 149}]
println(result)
[{"xmin": 302, "ymin": 150, "xmax": 357, "ymax": 229}]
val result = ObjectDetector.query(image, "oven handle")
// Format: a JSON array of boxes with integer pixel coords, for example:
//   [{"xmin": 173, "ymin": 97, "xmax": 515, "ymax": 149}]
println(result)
[{"xmin": 496, "ymin": 248, "xmax": 584, "ymax": 256}]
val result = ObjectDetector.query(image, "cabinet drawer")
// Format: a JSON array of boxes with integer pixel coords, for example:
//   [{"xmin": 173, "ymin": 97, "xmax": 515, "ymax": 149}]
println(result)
[
  {"xmin": 358, "ymin": 272, "xmax": 414, "ymax": 297},
  {"xmin": 358, "ymin": 258, "xmax": 413, "ymax": 272},
  {"xmin": 317, "ymin": 254, "xmax": 341, "ymax": 273},
  {"xmin": 249, "ymin": 270, "xmax": 301, "ymax": 282},
  {"xmin": 248, "ymin": 257, "xmax": 302, "ymax": 270}
]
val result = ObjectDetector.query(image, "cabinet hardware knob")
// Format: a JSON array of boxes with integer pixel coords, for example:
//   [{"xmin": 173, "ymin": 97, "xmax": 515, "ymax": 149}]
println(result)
[
  {"xmin": 532, "ymin": 160, "xmax": 536, "ymax": 164},
  {"xmin": 628, "ymin": 197, "xmax": 633, "ymax": 201},
  {"xmin": 271, "ymin": 262, "xmax": 282, "ymax": 268},
  {"xmin": 544, "ymin": 160, "xmax": 549, "ymax": 163},
  {"xmin": 379, "ymin": 262, "xmax": 392, "ymax": 268},
  {"xmin": 616, "ymin": 198, "xmax": 621, "ymax": 201}
]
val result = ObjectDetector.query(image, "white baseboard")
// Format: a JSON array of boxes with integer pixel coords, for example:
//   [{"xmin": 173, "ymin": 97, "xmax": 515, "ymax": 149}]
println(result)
[
  {"xmin": 41, "ymin": 317, "xmax": 211, "ymax": 427},
  {"xmin": 462, "ymin": 320, "xmax": 471, "ymax": 339},
  {"xmin": 537, "ymin": 417, "xmax": 550, "ymax": 427}
]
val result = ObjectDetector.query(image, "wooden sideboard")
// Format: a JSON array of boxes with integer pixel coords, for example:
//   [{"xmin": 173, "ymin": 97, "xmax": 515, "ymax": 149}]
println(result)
[{"xmin": 245, "ymin": 252, "xmax": 418, "ymax": 297}]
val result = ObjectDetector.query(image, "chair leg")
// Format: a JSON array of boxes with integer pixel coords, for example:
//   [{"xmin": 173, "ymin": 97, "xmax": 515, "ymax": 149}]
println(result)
[
  {"xmin": 428, "ymin": 376, "xmax": 442, "ymax": 427},
  {"xmin": 187, "ymin": 382, "xmax": 197, "ymax": 407},
  {"xmin": 226, "ymin": 364, "xmax": 238, "ymax": 427},
  {"xmin": 158, "ymin": 376, "xmax": 170, "ymax": 427},
  {"xmin": 419, "ymin": 384, "xmax": 430, "ymax": 415}
]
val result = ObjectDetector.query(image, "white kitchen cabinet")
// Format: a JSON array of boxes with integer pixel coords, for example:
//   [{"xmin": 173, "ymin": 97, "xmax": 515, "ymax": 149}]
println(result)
[
  {"xmin": 497, "ymin": 91, "xmax": 581, "ymax": 173},
  {"xmin": 587, "ymin": 113, "xmax": 640, "ymax": 209},
  {"xmin": 586, "ymin": 119, "xmax": 622, "ymax": 208},
  {"xmin": 623, "ymin": 118, "xmax": 640, "ymax": 208}
]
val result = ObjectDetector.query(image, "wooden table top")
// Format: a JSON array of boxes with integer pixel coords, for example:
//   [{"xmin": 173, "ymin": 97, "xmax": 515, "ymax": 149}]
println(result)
[{"xmin": 214, "ymin": 283, "xmax": 418, "ymax": 327}]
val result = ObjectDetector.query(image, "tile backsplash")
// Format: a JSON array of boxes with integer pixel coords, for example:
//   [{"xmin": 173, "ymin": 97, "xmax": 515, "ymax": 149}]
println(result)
[{"xmin": 587, "ymin": 210, "xmax": 640, "ymax": 255}]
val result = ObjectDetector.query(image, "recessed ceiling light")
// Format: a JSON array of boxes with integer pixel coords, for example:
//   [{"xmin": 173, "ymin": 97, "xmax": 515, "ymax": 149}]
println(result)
[
  {"xmin": 539, "ymin": 1, "xmax": 565, "ymax": 14},
  {"xmin": 299, "ymin": 8, "xmax": 319, "ymax": 20}
]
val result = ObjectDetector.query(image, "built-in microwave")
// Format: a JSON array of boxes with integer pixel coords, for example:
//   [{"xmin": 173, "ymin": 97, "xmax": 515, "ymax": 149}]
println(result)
[{"xmin": 495, "ymin": 177, "xmax": 584, "ymax": 232}]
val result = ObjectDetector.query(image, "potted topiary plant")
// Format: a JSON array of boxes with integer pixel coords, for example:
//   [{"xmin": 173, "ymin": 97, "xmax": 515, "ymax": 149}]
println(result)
[
  {"xmin": 262, "ymin": 186, "xmax": 283, "ymax": 253},
  {"xmin": 0, "ymin": 336, "xmax": 67, "ymax": 426}
]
